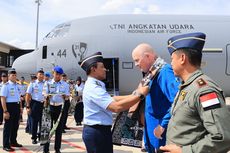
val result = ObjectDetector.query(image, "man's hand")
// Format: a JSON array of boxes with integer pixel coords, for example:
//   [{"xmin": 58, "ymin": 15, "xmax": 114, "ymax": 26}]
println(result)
[
  {"xmin": 3, "ymin": 112, "xmax": 10, "ymax": 120},
  {"xmin": 26, "ymin": 108, "xmax": 31, "ymax": 115},
  {"xmin": 154, "ymin": 125, "xmax": 165, "ymax": 139},
  {"xmin": 20, "ymin": 108, "xmax": 23, "ymax": 115},
  {"xmin": 136, "ymin": 86, "xmax": 149, "ymax": 96},
  {"xmin": 160, "ymin": 144, "xmax": 182, "ymax": 153},
  {"xmin": 20, "ymin": 96, "xmax": 25, "ymax": 101}
]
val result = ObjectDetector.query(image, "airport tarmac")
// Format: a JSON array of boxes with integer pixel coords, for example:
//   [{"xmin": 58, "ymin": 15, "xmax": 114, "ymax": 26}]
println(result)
[
  {"xmin": 0, "ymin": 112, "xmax": 141, "ymax": 153},
  {"xmin": 0, "ymin": 98, "xmax": 230, "ymax": 153}
]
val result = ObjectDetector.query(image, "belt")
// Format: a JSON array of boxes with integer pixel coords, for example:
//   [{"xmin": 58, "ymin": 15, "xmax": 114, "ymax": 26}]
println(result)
[
  {"xmin": 84, "ymin": 124, "xmax": 112, "ymax": 129},
  {"xmin": 6, "ymin": 102, "xmax": 20, "ymax": 104},
  {"xmin": 32, "ymin": 99, "xmax": 44, "ymax": 103},
  {"xmin": 50, "ymin": 102, "xmax": 63, "ymax": 106}
]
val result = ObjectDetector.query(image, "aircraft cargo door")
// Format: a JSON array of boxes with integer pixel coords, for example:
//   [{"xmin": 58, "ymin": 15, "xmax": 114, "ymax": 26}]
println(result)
[
  {"xmin": 227, "ymin": 44, "xmax": 230, "ymax": 75},
  {"xmin": 103, "ymin": 58, "xmax": 119, "ymax": 95}
]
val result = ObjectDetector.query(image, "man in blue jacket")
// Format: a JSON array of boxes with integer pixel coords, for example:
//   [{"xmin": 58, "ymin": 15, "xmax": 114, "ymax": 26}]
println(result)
[{"xmin": 132, "ymin": 43, "xmax": 179, "ymax": 153}]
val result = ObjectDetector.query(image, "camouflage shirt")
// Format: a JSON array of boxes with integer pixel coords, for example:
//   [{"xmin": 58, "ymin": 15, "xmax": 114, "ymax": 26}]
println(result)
[{"xmin": 167, "ymin": 70, "xmax": 230, "ymax": 153}]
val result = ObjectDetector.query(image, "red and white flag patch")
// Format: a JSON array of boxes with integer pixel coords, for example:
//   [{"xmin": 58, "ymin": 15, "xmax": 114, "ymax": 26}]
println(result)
[{"xmin": 199, "ymin": 92, "xmax": 220, "ymax": 108}]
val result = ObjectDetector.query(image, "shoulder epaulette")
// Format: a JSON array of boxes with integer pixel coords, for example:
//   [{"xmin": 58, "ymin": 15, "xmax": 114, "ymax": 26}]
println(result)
[
  {"xmin": 95, "ymin": 81, "xmax": 102, "ymax": 87},
  {"xmin": 196, "ymin": 78, "xmax": 207, "ymax": 88}
]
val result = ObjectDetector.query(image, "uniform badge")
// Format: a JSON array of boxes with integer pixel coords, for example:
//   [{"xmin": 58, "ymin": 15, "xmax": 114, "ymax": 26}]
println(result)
[
  {"xmin": 95, "ymin": 81, "xmax": 102, "ymax": 87},
  {"xmin": 10, "ymin": 88, "xmax": 15, "ymax": 96},
  {"xmin": 179, "ymin": 90, "xmax": 187, "ymax": 101},
  {"xmin": 199, "ymin": 92, "xmax": 220, "ymax": 110},
  {"xmin": 196, "ymin": 78, "xmax": 207, "ymax": 87}
]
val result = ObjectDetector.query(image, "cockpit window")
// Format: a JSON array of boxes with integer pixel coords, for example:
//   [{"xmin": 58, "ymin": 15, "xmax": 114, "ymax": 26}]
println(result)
[{"xmin": 45, "ymin": 22, "xmax": 71, "ymax": 38}]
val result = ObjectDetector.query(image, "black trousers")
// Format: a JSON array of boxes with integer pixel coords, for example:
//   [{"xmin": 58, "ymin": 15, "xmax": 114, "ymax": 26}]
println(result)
[
  {"xmin": 3, "ymin": 103, "xmax": 20, "ymax": 148},
  {"xmin": 30, "ymin": 100, "xmax": 43, "ymax": 140},
  {"xmin": 0, "ymin": 101, "xmax": 3, "ymax": 123},
  {"xmin": 62, "ymin": 100, "xmax": 70, "ymax": 127},
  {"xmin": 83, "ymin": 125, "xmax": 113, "ymax": 153},
  {"xmin": 43, "ymin": 105, "xmax": 64, "ymax": 152},
  {"xmin": 74, "ymin": 102, "xmax": 83, "ymax": 123}
]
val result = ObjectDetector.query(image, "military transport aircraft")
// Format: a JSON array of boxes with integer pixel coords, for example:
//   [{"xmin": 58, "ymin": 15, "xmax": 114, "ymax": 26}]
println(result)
[{"xmin": 12, "ymin": 14, "xmax": 230, "ymax": 96}]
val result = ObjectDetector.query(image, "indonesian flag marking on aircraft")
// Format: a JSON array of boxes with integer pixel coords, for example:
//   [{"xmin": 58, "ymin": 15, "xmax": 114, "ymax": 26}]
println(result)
[{"xmin": 199, "ymin": 92, "xmax": 220, "ymax": 108}]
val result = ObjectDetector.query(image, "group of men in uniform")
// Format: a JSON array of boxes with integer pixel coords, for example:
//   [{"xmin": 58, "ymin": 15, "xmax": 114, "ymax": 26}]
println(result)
[
  {"xmin": 1, "ymin": 32, "xmax": 230, "ymax": 153},
  {"xmin": 78, "ymin": 32, "xmax": 230, "ymax": 153},
  {"xmin": 0, "ymin": 66, "xmax": 84, "ymax": 153}
]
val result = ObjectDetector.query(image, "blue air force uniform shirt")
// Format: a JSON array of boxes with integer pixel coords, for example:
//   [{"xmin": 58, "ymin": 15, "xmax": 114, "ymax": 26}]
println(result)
[
  {"xmin": 26, "ymin": 79, "xmax": 45, "ymax": 102},
  {"xmin": 19, "ymin": 83, "xmax": 27, "ymax": 96},
  {"xmin": 83, "ymin": 77, "xmax": 113, "ymax": 126},
  {"xmin": 61, "ymin": 80, "xmax": 70, "ymax": 97},
  {"xmin": 0, "ymin": 82, "xmax": 6, "ymax": 92},
  {"xmin": 0, "ymin": 80, "xmax": 21, "ymax": 103},
  {"xmin": 43, "ymin": 79, "xmax": 69, "ymax": 104},
  {"xmin": 144, "ymin": 64, "xmax": 180, "ymax": 149}
]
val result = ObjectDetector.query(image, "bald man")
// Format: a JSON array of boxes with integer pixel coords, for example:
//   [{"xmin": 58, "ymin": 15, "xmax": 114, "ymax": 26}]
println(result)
[{"xmin": 132, "ymin": 43, "xmax": 180, "ymax": 153}]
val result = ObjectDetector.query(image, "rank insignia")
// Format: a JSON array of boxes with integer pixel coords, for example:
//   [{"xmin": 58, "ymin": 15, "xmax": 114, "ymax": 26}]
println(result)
[
  {"xmin": 179, "ymin": 90, "xmax": 187, "ymax": 101},
  {"xmin": 95, "ymin": 81, "xmax": 102, "ymax": 87},
  {"xmin": 196, "ymin": 78, "xmax": 207, "ymax": 87}
]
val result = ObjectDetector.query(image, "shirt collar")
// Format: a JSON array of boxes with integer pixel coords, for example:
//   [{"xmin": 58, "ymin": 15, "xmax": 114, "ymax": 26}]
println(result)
[
  {"xmin": 51, "ymin": 79, "xmax": 61, "ymax": 84},
  {"xmin": 180, "ymin": 69, "xmax": 203, "ymax": 89},
  {"xmin": 35, "ymin": 79, "xmax": 44, "ymax": 83},
  {"xmin": 87, "ymin": 76, "xmax": 105, "ymax": 87},
  {"xmin": 8, "ymin": 80, "xmax": 16, "ymax": 85}
]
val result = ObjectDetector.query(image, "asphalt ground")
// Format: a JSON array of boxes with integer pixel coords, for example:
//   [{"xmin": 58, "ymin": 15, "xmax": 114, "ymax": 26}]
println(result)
[{"xmin": 0, "ymin": 98, "xmax": 229, "ymax": 153}]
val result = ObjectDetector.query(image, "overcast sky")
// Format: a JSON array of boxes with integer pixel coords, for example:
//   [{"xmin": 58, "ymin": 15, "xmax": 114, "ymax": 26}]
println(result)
[{"xmin": 1, "ymin": 0, "xmax": 230, "ymax": 49}]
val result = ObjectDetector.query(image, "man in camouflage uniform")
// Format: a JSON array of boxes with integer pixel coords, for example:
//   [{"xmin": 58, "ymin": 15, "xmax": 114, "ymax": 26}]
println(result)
[{"xmin": 160, "ymin": 32, "xmax": 230, "ymax": 153}]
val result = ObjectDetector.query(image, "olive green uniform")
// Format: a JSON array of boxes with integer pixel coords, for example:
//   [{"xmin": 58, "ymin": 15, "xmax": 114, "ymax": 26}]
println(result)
[{"xmin": 167, "ymin": 70, "xmax": 230, "ymax": 153}]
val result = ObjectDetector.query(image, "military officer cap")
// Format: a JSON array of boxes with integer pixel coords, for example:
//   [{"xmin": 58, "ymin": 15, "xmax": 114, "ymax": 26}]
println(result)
[
  {"xmin": 167, "ymin": 32, "xmax": 206, "ymax": 55},
  {"xmin": 8, "ymin": 68, "xmax": 16, "ymax": 74},
  {"xmin": 30, "ymin": 74, "xmax": 37, "ymax": 79},
  {"xmin": 44, "ymin": 72, "xmax": 51, "ymax": 77},
  {"xmin": 21, "ymin": 76, "xmax": 25, "ymax": 80},
  {"xmin": 53, "ymin": 66, "xmax": 64, "ymax": 74},
  {"xmin": 78, "ymin": 52, "xmax": 103, "ymax": 72},
  {"xmin": 1, "ymin": 73, "xmax": 7, "ymax": 77},
  {"xmin": 37, "ymin": 68, "xmax": 44, "ymax": 73}
]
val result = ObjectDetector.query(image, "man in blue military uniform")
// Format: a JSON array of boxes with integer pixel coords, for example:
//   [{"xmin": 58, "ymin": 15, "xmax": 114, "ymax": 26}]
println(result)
[
  {"xmin": 0, "ymin": 73, "xmax": 8, "ymax": 125},
  {"xmin": 0, "ymin": 68, "xmax": 23, "ymax": 151},
  {"xmin": 25, "ymin": 74, "xmax": 37, "ymax": 134},
  {"xmin": 42, "ymin": 66, "xmax": 69, "ymax": 153},
  {"xmin": 61, "ymin": 73, "xmax": 70, "ymax": 132},
  {"xmin": 44, "ymin": 72, "xmax": 51, "ymax": 82},
  {"xmin": 132, "ymin": 43, "xmax": 180, "ymax": 153},
  {"xmin": 19, "ymin": 76, "xmax": 27, "ymax": 122},
  {"xmin": 79, "ymin": 52, "xmax": 149, "ymax": 153},
  {"xmin": 160, "ymin": 32, "xmax": 230, "ymax": 153},
  {"xmin": 26, "ymin": 68, "xmax": 45, "ymax": 144}
]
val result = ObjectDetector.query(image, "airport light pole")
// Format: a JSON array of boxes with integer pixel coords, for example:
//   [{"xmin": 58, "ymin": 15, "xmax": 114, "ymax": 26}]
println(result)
[{"xmin": 35, "ymin": 0, "xmax": 42, "ymax": 49}]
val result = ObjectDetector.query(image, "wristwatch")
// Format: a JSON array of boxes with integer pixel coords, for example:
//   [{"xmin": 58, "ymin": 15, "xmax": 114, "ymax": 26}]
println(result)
[
  {"xmin": 4, "ymin": 110, "xmax": 8, "ymax": 113},
  {"xmin": 26, "ymin": 106, "xmax": 30, "ymax": 109},
  {"xmin": 132, "ymin": 90, "xmax": 145, "ymax": 101}
]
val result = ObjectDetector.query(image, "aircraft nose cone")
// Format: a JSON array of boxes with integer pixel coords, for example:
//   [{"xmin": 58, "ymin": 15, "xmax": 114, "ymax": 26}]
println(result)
[{"xmin": 12, "ymin": 52, "xmax": 36, "ymax": 76}]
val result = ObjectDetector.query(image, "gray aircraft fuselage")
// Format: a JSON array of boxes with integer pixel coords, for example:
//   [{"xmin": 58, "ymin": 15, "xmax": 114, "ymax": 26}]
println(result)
[{"xmin": 12, "ymin": 15, "xmax": 230, "ymax": 96}]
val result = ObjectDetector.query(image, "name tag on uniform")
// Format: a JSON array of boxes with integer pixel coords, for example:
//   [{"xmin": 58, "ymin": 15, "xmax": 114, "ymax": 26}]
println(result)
[
  {"xmin": 199, "ymin": 92, "xmax": 220, "ymax": 110},
  {"xmin": 34, "ymin": 86, "xmax": 39, "ymax": 93},
  {"xmin": 10, "ymin": 88, "xmax": 15, "ymax": 96}
]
